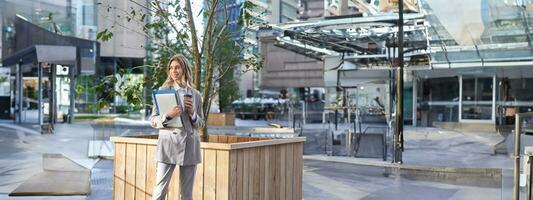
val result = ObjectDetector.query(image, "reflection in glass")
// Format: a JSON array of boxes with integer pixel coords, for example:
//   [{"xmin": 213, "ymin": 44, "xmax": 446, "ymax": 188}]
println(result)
[{"xmin": 462, "ymin": 76, "xmax": 493, "ymax": 120}]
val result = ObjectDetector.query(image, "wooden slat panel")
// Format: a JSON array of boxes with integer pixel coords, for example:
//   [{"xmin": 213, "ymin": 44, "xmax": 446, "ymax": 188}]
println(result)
[
  {"xmin": 286, "ymin": 144, "xmax": 294, "ymax": 200},
  {"xmin": 294, "ymin": 142, "xmax": 303, "ymax": 200},
  {"xmin": 227, "ymin": 137, "xmax": 306, "ymax": 150},
  {"xmin": 193, "ymin": 149, "xmax": 205, "ymax": 200},
  {"xmin": 253, "ymin": 147, "xmax": 261, "ymax": 200},
  {"xmin": 204, "ymin": 149, "xmax": 217, "ymax": 200},
  {"xmin": 259, "ymin": 147, "xmax": 266, "ymax": 200},
  {"xmin": 145, "ymin": 145, "xmax": 157, "ymax": 199},
  {"xmin": 261, "ymin": 146, "xmax": 269, "ymax": 200},
  {"xmin": 248, "ymin": 148, "xmax": 255, "ymax": 200},
  {"xmin": 219, "ymin": 135, "xmax": 228, "ymax": 143},
  {"xmin": 208, "ymin": 135, "xmax": 219, "ymax": 143},
  {"xmin": 115, "ymin": 143, "xmax": 126, "ymax": 180},
  {"xmin": 114, "ymin": 143, "xmax": 126, "ymax": 200},
  {"xmin": 242, "ymin": 149, "xmax": 250, "ymax": 200},
  {"xmin": 236, "ymin": 150, "xmax": 244, "ymax": 200},
  {"xmin": 125, "ymin": 144, "xmax": 136, "ymax": 200},
  {"xmin": 275, "ymin": 145, "xmax": 282, "ymax": 200},
  {"xmin": 124, "ymin": 183, "xmax": 135, "ymax": 199},
  {"xmin": 228, "ymin": 136, "xmax": 238, "ymax": 143},
  {"xmin": 216, "ymin": 150, "xmax": 230, "ymax": 200},
  {"xmin": 114, "ymin": 177, "xmax": 125, "ymax": 200},
  {"xmin": 110, "ymin": 136, "xmax": 157, "ymax": 145},
  {"xmin": 237, "ymin": 137, "xmax": 249, "ymax": 142},
  {"xmin": 229, "ymin": 151, "xmax": 238, "ymax": 200},
  {"xmin": 280, "ymin": 144, "xmax": 287, "ymax": 200},
  {"xmin": 113, "ymin": 135, "xmax": 306, "ymax": 200},
  {"xmin": 267, "ymin": 146, "xmax": 276, "ymax": 200},
  {"xmin": 136, "ymin": 144, "xmax": 147, "ymax": 200}
]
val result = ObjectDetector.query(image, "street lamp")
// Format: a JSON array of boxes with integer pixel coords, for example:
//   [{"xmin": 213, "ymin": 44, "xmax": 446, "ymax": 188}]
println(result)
[{"xmin": 393, "ymin": 0, "xmax": 405, "ymax": 164}]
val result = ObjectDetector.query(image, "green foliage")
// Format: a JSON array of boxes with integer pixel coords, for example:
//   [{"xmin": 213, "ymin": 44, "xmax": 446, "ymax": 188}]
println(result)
[
  {"xmin": 214, "ymin": 28, "xmax": 241, "ymax": 111},
  {"xmin": 96, "ymin": 29, "xmax": 114, "ymax": 42},
  {"xmin": 0, "ymin": 76, "xmax": 7, "ymax": 84},
  {"xmin": 219, "ymin": 74, "xmax": 240, "ymax": 111},
  {"xmin": 93, "ymin": 0, "xmax": 266, "ymax": 117}
]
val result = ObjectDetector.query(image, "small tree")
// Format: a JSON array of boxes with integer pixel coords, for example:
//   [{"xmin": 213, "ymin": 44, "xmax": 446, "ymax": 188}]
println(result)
[{"xmin": 96, "ymin": 0, "xmax": 261, "ymax": 140}]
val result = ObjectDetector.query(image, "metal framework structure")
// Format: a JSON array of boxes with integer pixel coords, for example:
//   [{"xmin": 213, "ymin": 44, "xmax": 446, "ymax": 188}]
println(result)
[
  {"xmin": 255, "ymin": 0, "xmax": 533, "ymax": 163},
  {"xmin": 263, "ymin": 12, "xmax": 429, "ymax": 68}
]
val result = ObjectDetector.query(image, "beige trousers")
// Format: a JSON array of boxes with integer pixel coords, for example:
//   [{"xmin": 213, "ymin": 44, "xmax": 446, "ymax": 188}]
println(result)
[{"xmin": 152, "ymin": 162, "xmax": 196, "ymax": 200}]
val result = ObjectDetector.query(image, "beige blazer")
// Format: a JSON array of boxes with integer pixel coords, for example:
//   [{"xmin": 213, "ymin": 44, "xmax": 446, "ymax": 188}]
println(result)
[{"xmin": 150, "ymin": 85, "xmax": 205, "ymax": 166}]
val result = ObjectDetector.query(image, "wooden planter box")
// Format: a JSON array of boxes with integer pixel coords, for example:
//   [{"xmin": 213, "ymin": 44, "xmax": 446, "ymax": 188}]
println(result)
[
  {"xmin": 207, "ymin": 113, "xmax": 235, "ymax": 126},
  {"xmin": 110, "ymin": 134, "xmax": 305, "ymax": 200}
]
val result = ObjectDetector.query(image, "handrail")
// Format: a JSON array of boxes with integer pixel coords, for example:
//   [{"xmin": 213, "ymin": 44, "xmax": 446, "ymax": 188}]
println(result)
[{"xmin": 513, "ymin": 112, "xmax": 533, "ymax": 200}]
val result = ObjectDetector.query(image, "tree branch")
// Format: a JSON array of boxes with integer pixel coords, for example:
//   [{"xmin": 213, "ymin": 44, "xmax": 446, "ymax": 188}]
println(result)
[
  {"xmin": 200, "ymin": 0, "xmax": 221, "ymax": 56},
  {"xmin": 211, "ymin": 0, "xmax": 231, "ymax": 53},
  {"xmin": 214, "ymin": 64, "xmax": 235, "ymax": 81},
  {"xmin": 183, "ymin": 0, "xmax": 203, "ymax": 89},
  {"xmin": 153, "ymin": 2, "xmax": 192, "ymax": 55},
  {"xmin": 98, "ymin": 10, "xmax": 178, "ymax": 55}
]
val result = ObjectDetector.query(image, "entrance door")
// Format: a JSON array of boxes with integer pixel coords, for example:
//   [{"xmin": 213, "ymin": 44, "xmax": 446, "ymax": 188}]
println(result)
[{"xmin": 460, "ymin": 75, "xmax": 495, "ymax": 122}]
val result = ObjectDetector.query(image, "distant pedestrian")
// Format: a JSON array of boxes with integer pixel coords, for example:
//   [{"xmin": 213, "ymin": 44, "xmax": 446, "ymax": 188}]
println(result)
[{"xmin": 149, "ymin": 54, "xmax": 205, "ymax": 200}]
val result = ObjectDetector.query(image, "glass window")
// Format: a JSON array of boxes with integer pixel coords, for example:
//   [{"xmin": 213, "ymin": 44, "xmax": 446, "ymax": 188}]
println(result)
[
  {"xmin": 422, "ymin": 77, "xmax": 459, "ymax": 102},
  {"xmin": 461, "ymin": 76, "xmax": 493, "ymax": 120}
]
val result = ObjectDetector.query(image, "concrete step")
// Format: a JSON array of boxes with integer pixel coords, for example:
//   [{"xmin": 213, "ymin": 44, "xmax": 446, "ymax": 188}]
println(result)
[{"xmin": 433, "ymin": 122, "xmax": 496, "ymax": 133}]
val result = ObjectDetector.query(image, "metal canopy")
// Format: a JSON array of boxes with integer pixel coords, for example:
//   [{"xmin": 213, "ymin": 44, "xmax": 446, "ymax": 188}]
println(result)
[
  {"xmin": 0, "ymin": 16, "xmax": 93, "ymax": 126},
  {"xmin": 265, "ymin": 12, "xmax": 429, "ymax": 64},
  {"xmin": 338, "ymin": 69, "xmax": 391, "ymax": 87},
  {"xmin": 2, "ymin": 16, "xmax": 98, "ymax": 74},
  {"xmin": 2, "ymin": 45, "xmax": 76, "ymax": 69}
]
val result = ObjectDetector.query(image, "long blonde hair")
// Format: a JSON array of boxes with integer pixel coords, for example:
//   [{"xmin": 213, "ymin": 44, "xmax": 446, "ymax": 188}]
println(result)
[{"xmin": 163, "ymin": 54, "xmax": 193, "ymax": 88}]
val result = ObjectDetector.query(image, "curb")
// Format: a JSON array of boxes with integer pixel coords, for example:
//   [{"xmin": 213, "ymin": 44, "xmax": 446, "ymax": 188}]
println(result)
[{"xmin": 304, "ymin": 155, "xmax": 502, "ymax": 188}]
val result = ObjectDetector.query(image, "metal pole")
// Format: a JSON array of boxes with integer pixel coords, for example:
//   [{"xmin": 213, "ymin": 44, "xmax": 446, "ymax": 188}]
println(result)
[
  {"xmin": 515, "ymin": 114, "xmax": 522, "ymax": 200},
  {"xmin": 393, "ymin": 0, "xmax": 404, "ymax": 163},
  {"xmin": 526, "ymin": 155, "xmax": 533, "ymax": 199},
  {"xmin": 347, "ymin": 109, "xmax": 352, "ymax": 156},
  {"xmin": 302, "ymin": 100, "xmax": 306, "ymax": 125},
  {"xmin": 16, "ymin": 61, "xmax": 22, "ymax": 124},
  {"xmin": 38, "ymin": 63, "xmax": 42, "ymax": 127},
  {"xmin": 50, "ymin": 64, "xmax": 56, "ymax": 124},
  {"xmin": 69, "ymin": 48, "xmax": 79, "ymax": 123},
  {"xmin": 412, "ymin": 74, "xmax": 417, "ymax": 127}
]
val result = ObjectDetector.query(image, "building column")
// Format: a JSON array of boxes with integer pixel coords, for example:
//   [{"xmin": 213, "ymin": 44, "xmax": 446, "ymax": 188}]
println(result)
[
  {"xmin": 69, "ymin": 48, "xmax": 80, "ymax": 123},
  {"xmin": 492, "ymin": 75, "xmax": 496, "ymax": 123},
  {"xmin": 38, "ymin": 62, "xmax": 43, "ymax": 126},
  {"xmin": 458, "ymin": 75, "xmax": 463, "ymax": 122},
  {"xmin": 16, "ymin": 61, "xmax": 22, "ymax": 123},
  {"xmin": 50, "ymin": 64, "xmax": 56, "ymax": 124},
  {"xmin": 412, "ymin": 73, "xmax": 417, "ymax": 127},
  {"xmin": 271, "ymin": 0, "xmax": 281, "ymax": 24}
]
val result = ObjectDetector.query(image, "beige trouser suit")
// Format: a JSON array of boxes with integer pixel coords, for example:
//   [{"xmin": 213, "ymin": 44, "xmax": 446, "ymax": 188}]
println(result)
[{"xmin": 149, "ymin": 84, "xmax": 205, "ymax": 200}]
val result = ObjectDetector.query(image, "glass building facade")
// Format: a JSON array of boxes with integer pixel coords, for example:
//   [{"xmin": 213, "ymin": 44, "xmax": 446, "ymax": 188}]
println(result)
[
  {"xmin": 0, "ymin": 0, "xmax": 148, "ymax": 119},
  {"xmin": 415, "ymin": 0, "xmax": 533, "ymax": 126},
  {"xmin": 1, "ymin": 0, "xmax": 97, "ymax": 61}
]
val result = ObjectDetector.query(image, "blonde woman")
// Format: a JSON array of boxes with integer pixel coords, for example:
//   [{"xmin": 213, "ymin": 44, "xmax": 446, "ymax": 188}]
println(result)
[{"xmin": 150, "ymin": 54, "xmax": 205, "ymax": 200}]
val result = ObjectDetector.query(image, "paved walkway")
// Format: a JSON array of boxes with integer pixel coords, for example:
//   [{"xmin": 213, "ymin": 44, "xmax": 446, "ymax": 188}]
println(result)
[
  {"xmin": 0, "ymin": 122, "xmax": 95, "ymax": 200},
  {"xmin": 0, "ymin": 119, "xmax": 519, "ymax": 199},
  {"xmin": 402, "ymin": 126, "xmax": 511, "ymax": 169}
]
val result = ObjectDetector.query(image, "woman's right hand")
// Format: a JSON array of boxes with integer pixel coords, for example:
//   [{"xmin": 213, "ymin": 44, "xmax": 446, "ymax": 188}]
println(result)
[{"xmin": 166, "ymin": 106, "xmax": 182, "ymax": 118}]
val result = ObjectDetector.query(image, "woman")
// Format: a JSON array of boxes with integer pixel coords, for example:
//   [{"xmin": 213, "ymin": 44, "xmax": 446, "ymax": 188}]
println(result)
[{"xmin": 149, "ymin": 54, "xmax": 205, "ymax": 200}]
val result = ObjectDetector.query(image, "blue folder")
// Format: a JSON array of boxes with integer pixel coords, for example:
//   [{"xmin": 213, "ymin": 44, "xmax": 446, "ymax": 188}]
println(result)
[
  {"xmin": 152, "ymin": 90, "xmax": 183, "ymax": 127},
  {"xmin": 152, "ymin": 90, "xmax": 179, "ymax": 115}
]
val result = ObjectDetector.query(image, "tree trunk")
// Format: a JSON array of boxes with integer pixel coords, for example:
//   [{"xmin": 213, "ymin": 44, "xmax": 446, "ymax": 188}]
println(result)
[{"xmin": 183, "ymin": 0, "xmax": 202, "ymax": 89}]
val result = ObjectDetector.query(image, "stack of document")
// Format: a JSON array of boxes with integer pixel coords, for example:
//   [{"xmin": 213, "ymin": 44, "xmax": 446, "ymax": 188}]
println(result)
[{"xmin": 153, "ymin": 90, "xmax": 183, "ymax": 127}]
